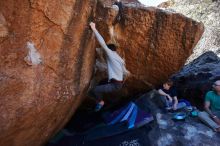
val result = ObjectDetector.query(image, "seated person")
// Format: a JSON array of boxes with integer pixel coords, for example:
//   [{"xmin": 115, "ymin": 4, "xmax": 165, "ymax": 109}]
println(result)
[
  {"xmin": 198, "ymin": 80, "xmax": 220, "ymax": 132},
  {"xmin": 157, "ymin": 79, "xmax": 181, "ymax": 110}
]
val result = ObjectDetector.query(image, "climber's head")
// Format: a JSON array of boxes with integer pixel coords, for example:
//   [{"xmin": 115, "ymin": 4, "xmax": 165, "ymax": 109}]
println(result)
[
  {"xmin": 107, "ymin": 44, "xmax": 117, "ymax": 51},
  {"xmin": 163, "ymin": 79, "xmax": 174, "ymax": 90},
  {"xmin": 213, "ymin": 80, "xmax": 220, "ymax": 94}
]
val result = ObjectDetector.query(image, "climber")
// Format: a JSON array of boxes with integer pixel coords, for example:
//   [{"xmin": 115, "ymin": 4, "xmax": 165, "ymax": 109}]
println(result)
[
  {"xmin": 89, "ymin": 22, "xmax": 130, "ymax": 112},
  {"xmin": 157, "ymin": 79, "xmax": 185, "ymax": 111},
  {"xmin": 112, "ymin": 0, "xmax": 124, "ymax": 25},
  {"xmin": 198, "ymin": 80, "xmax": 220, "ymax": 132}
]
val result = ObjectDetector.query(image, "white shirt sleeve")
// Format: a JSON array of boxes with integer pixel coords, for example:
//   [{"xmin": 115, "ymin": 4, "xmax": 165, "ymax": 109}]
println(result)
[{"xmin": 92, "ymin": 29, "xmax": 113, "ymax": 57}]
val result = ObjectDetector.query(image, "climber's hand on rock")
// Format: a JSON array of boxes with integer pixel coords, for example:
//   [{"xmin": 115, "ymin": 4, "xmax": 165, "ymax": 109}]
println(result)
[{"xmin": 90, "ymin": 22, "xmax": 96, "ymax": 30}]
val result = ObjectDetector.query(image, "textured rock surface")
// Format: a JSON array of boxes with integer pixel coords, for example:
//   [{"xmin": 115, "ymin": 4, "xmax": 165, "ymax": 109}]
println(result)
[
  {"xmin": 146, "ymin": 90, "xmax": 220, "ymax": 146},
  {"xmin": 172, "ymin": 51, "xmax": 220, "ymax": 109},
  {"xmin": 149, "ymin": 116, "xmax": 220, "ymax": 146},
  {"xmin": 0, "ymin": 0, "xmax": 203, "ymax": 145},
  {"xmin": 0, "ymin": 13, "xmax": 8, "ymax": 38},
  {"xmin": 0, "ymin": 0, "xmax": 96, "ymax": 145},
  {"xmin": 165, "ymin": 0, "xmax": 220, "ymax": 63}
]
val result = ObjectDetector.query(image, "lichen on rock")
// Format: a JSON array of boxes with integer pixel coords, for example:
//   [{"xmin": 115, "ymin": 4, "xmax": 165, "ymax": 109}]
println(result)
[{"xmin": 0, "ymin": 13, "xmax": 8, "ymax": 38}]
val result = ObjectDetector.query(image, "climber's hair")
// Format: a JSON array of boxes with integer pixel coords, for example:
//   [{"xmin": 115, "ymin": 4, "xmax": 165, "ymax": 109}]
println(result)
[
  {"xmin": 165, "ymin": 79, "xmax": 174, "ymax": 87},
  {"xmin": 107, "ymin": 44, "xmax": 117, "ymax": 51}
]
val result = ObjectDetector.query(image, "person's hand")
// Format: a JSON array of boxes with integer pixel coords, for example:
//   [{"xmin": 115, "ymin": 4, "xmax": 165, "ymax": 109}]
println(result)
[
  {"xmin": 166, "ymin": 95, "xmax": 172, "ymax": 102},
  {"xmin": 125, "ymin": 70, "xmax": 131, "ymax": 77},
  {"xmin": 213, "ymin": 116, "xmax": 220, "ymax": 125},
  {"xmin": 90, "ymin": 22, "xmax": 96, "ymax": 30},
  {"xmin": 173, "ymin": 104, "xmax": 177, "ymax": 110}
]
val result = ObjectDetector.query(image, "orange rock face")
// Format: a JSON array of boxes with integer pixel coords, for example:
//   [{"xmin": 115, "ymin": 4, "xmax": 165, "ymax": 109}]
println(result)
[
  {"xmin": 0, "ymin": 0, "xmax": 203, "ymax": 145},
  {"xmin": 0, "ymin": 0, "xmax": 96, "ymax": 145}
]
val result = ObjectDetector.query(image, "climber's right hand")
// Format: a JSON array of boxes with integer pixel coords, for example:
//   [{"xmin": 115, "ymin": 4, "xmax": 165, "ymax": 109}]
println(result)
[{"xmin": 90, "ymin": 22, "xmax": 96, "ymax": 30}]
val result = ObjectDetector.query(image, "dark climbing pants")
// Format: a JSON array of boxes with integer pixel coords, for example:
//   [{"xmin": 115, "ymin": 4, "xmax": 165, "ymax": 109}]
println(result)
[{"xmin": 92, "ymin": 82, "xmax": 123, "ymax": 102}]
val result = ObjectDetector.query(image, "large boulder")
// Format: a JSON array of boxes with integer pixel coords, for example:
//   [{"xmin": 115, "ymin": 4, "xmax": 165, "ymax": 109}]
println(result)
[
  {"xmin": 0, "ymin": 0, "xmax": 203, "ymax": 145},
  {"xmin": 0, "ymin": 0, "xmax": 96, "ymax": 145}
]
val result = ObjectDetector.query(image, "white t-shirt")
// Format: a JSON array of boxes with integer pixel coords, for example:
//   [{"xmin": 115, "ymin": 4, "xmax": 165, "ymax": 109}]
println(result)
[
  {"xmin": 106, "ymin": 50, "xmax": 125, "ymax": 81},
  {"xmin": 93, "ymin": 29, "xmax": 128, "ymax": 81}
]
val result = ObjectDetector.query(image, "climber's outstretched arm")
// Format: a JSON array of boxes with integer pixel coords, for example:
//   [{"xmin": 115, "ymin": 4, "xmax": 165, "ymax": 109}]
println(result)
[{"xmin": 90, "ymin": 22, "xmax": 111, "ymax": 54}]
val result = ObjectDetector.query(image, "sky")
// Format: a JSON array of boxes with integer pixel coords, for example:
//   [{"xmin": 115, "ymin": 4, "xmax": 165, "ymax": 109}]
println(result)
[{"xmin": 138, "ymin": 0, "xmax": 168, "ymax": 6}]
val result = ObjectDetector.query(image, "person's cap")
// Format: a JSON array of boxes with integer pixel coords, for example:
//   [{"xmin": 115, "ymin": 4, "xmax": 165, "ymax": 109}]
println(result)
[{"xmin": 214, "ymin": 80, "xmax": 220, "ymax": 86}]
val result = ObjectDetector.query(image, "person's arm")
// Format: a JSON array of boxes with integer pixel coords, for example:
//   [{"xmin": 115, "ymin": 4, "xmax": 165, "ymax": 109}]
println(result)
[
  {"xmin": 158, "ymin": 89, "xmax": 172, "ymax": 101},
  {"xmin": 204, "ymin": 101, "xmax": 215, "ymax": 117},
  {"xmin": 204, "ymin": 101, "xmax": 220, "ymax": 125},
  {"xmin": 173, "ymin": 96, "xmax": 178, "ymax": 110},
  {"xmin": 122, "ymin": 63, "xmax": 130, "ymax": 76},
  {"xmin": 122, "ymin": 64, "xmax": 130, "ymax": 82},
  {"xmin": 90, "ymin": 22, "xmax": 112, "ymax": 55},
  {"xmin": 205, "ymin": 92, "xmax": 218, "ymax": 118}
]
